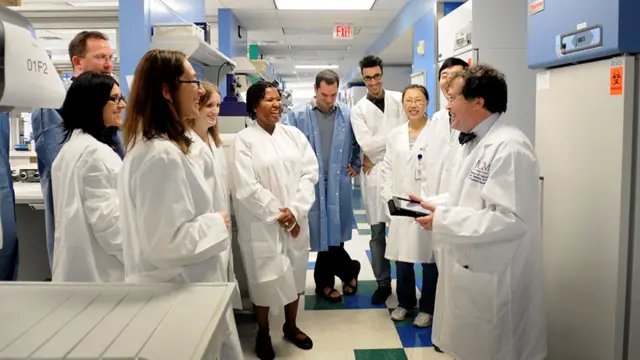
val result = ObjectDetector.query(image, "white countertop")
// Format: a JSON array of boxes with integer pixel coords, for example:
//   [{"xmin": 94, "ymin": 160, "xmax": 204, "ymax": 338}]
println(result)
[
  {"xmin": 0, "ymin": 282, "xmax": 236, "ymax": 360},
  {"xmin": 12, "ymin": 182, "xmax": 44, "ymax": 205}
]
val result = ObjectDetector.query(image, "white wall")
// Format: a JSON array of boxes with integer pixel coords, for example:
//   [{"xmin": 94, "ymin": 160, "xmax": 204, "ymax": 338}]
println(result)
[{"xmin": 383, "ymin": 65, "xmax": 412, "ymax": 92}]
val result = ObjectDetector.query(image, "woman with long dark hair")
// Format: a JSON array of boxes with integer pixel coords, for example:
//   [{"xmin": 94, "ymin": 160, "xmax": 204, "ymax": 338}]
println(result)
[
  {"xmin": 118, "ymin": 49, "xmax": 242, "ymax": 359},
  {"xmin": 51, "ymin": 71, "xmax": 125, "ymax": 282}
]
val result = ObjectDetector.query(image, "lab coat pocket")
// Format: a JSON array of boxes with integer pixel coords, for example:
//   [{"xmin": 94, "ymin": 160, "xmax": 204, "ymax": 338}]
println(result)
[
  {"xmin": 451, "ymin": 262, "xmax": 498, "ymax": 324},
  {"xmin": 249, "ymin": 222, "xmax": 282, "ymax": 283}
]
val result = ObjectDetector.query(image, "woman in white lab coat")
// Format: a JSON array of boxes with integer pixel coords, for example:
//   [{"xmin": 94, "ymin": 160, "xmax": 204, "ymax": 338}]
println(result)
[
  {"xmin": 51, "ymin": 71, "xmax": 125, "ymax": 282},
  {"xmin": 233, "ymin": 81, "xmax": 319, "ymax": 360},
  {"xmin": 186, "ymin": 81, "xmax": 242, "ymax": 310},
  {"xmin": 379, "ymin": 85, "xmax": 439, "ymax": 327},
  {"xmin": 118, "ymin": 50, "xmax": 242, "ymax": 359}
]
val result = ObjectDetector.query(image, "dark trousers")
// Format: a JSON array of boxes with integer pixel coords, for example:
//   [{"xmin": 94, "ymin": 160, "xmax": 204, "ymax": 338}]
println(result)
[
  {"xmin": 396, "ymin": 261, "xmax": 439, "ymax": 314},
  {"xmin": 314, "ymin": 242, "xmax": 355, "ymax": 290}
]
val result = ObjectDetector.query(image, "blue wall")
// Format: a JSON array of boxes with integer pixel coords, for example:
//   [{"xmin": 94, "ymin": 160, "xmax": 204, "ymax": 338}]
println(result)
[
  {"xmin": 218, "ymin": 9, "xmax": 248, "ymax": 97},
  {"xmin": 218, "ymin": 9, "xmax": 247, "ymax": 58},
  {"xmin": 412, "ymin": 12, "xmax": 437, "ymax": 117},
  {"xmin": 118, "ymin": 0, "xmax": 206, "ymax": 97},
  {"xmin": 444, "ymin": 2, "xmax": 465, "ymax": 16}
]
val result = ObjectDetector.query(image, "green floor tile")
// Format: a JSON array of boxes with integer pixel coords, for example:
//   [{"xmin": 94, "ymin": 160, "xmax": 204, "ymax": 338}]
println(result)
[
  {"xmin": 355, "ymin": 280, "xmax": 379, "ymax": 295},
  {"xmin": 304, "ymin": 295, "xmax": 346, "ymax": 310},
  {"xmin": 354, "ymin": 348, "xmax": 408, "ymax": 360}
]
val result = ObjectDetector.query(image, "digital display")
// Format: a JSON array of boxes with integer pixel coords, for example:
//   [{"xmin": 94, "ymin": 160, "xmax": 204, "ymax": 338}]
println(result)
[
  {"xmin": 397, "ymin": 199, "xmax": 431, "ymax": 216},
  {"xmin": 577, "ymin": 36, "xmax": 586, "ymax": 43}
]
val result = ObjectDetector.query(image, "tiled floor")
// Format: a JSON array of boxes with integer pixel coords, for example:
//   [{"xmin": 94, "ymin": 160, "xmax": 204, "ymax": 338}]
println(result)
[{"xmin": 236, "ymin": 187, "xmax": 454, "ymax": 359}]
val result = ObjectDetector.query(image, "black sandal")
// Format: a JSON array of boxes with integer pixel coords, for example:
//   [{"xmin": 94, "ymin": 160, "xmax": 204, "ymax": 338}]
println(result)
[
  {"xmin": 343, "ymin": 260, "xmax": 361, "ymax": 296},
  {"xmin": 283, "ymin": 324, "xmax": 313, "ymax": 350},
  {"xmin": 315, "ymin": 287, "xmax": 342, "ymax": 302}
]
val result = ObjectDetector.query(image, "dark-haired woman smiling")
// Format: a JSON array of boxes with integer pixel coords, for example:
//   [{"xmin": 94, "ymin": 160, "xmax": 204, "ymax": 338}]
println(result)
[
  {"xmin": 51, "ymin": 71, "xmax": 125, "ymax": 283},
  {"xmin": 233, "ymin": 81, "xmax": 319, "ymax": 359}
]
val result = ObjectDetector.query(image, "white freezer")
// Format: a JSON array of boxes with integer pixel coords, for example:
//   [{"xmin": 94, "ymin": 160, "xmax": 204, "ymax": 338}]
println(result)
[
  {"xmin": 0, "ymin": 282, "xmax": 238, "ymax": 360},
  {"xmin": 535, "ymin": 55, "xmax": 640, "ymax": 360}
]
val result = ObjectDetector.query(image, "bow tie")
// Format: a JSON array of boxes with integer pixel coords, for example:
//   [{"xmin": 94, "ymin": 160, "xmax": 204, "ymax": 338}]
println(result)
[{"xmin": 458, "ymin": 132, "xmax": 477, "ymax": 145}]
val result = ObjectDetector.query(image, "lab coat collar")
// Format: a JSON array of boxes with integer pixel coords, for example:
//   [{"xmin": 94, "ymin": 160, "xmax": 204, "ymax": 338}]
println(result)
[{"xmin": 470, "ymin": 113, "xmax": 500, "ymax": 141}]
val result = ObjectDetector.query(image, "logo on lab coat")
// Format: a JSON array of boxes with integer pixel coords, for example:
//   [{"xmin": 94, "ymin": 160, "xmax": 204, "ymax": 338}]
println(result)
[{"xmin": 469, "ymin": 159, "xmax": 490, "ymax": 185}]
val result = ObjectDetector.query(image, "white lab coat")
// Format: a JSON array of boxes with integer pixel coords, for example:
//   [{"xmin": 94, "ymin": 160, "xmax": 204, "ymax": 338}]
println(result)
[
  {"xmin": 429, "ymin": 109, "xmax": 463, "ymax": 194},
  {"xmin": 430, "ymin": 115, "xmax": 547, "ymax": 360},
  {"xmin": 119, "ymin": 136, "xmax": 243, "ymax": 360},
  {"xmin": 118, "ymin": 137, "xmax": 230, "ymax": 283},
  {"xmin": 51, "ymin": 129, "xmax": 123, "ymax": 282},
  {"xmin": 188, "ymin": 130, "xmax": 242, "ymax": 310},
  {"xmin": 233, "ymin": 122, "xmax": 319, "ymax": 308},
  {"xmin": 379, "ymin": 122, "xmax": 435, "ymax": 264},
  {"xmin": 351, "ymin": 90, "xmax": 406, "ymax": 224}
]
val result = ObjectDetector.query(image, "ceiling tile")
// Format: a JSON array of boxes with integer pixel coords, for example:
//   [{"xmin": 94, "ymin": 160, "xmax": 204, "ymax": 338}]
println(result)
[
  {"xmin": 372, "ymin": 0, "xmax": 408, "ymax": 10},
  {"xmin": 220, "ymin": 0, "xmax": 275, "ymax": 9}
]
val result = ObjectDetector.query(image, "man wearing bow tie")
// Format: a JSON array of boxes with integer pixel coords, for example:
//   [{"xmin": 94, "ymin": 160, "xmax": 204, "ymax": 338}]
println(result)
[{"xmin": 408, "ymin": 64, "xmax": 547, "ymax": 360}]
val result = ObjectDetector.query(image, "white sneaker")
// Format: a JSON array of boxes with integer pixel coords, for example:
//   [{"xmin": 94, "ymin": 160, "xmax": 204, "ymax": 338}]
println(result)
[
  {"xmin": 413, "ymin": 312, "xmax": 433, "ymax": 328},
  {"xmin": 391, "ymin": 307, "xmax": 409, "ymax": 321}
]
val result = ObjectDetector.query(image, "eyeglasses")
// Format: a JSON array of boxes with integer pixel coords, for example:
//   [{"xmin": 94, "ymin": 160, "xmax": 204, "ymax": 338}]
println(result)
[
  {"xmin": 90, "ymin": 54, "xmax": 114, "ymax": 63},
  {"xmin": 109, "ymin": 95, "xmax": 126, "ymax": 104},
  {"xmin": 363, "ymin": 74, "xmax": 382, "ymax": 82},
  {"xmin": 403, "ymin": 99, "xmax": 425, "ymax": 105},
  {"xmin": 178, "ymin": 79, "xmax": 201, "ymax": 88}
]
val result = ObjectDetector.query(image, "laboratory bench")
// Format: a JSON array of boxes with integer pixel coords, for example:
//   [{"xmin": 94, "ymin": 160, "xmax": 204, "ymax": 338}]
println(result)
[
  {"xmin": 12, "ymin": 181, "xmax": 51, "ymax": 281},
  {"xmin": 0, "ymin": 282, "xmax": 238, "ymax": 360}
]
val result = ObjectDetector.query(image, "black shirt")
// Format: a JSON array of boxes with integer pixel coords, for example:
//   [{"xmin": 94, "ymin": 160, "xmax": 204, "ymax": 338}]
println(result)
[{"xmin": 366, "ymin": 90, "xmax": 385, "ymax": 113}]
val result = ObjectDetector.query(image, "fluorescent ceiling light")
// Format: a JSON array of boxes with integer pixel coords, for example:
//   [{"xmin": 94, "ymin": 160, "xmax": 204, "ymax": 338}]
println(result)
[
  {"xmin": 67, "ymin": 1, "xmax": 118, "ymax": 6},
  {"xmin": 274, "ymin": 0, "xmax": 375, "ymax": 10},
  {"xmin": 295, "ymin": 65, "xmax": 339, "ymax": 69}
]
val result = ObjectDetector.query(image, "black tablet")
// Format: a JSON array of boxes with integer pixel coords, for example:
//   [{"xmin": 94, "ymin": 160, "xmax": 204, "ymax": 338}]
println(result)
[{"xmin": 388, "ymin": 196, "xmax": 431, "ymax": 218}]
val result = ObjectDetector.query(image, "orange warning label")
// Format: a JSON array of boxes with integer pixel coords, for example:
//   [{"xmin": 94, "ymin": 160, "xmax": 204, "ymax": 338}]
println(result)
[{"xmin": 610, "ymin": 66, "xmax": 623, "ymax": 95}]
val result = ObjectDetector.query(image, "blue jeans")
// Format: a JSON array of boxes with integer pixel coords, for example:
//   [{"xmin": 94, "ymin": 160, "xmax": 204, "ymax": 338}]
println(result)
[{"xmin": 396, "ymin": 261, "xmax": 438, "ymax": 314}]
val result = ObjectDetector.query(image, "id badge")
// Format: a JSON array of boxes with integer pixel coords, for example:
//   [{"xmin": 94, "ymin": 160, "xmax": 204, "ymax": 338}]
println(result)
[{"xmin": 415, "ymin": 169, "xmax": 423, "ymax": 180}]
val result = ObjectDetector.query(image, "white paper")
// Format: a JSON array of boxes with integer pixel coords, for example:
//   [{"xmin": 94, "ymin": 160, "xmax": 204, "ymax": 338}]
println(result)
[
  {"xmin": 536, "ymin": 71, "xmax": 550, "ymax": 91},
  {"xmin": 577, "ymin": 22, "xmax": 587, "ymax": 30}
]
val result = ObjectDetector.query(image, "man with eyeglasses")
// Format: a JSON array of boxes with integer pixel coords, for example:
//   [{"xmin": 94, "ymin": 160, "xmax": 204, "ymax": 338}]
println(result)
[
  {"xmin": 350, "ymin": 55, "xmax": 407, "ymax": 305},
  {"xmin": 30, "ymin": 31, "xmax": 121, "ymax": 274}
]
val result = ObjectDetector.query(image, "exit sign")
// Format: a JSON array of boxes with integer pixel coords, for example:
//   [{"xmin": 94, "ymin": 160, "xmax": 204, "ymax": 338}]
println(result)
[{"xmin": 333, "ymin": 24, "xmax": 353, "ymax": 40}]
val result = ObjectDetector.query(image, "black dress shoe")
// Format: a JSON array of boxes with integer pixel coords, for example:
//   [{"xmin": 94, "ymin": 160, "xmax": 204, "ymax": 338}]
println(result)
[
  {"xmin": 255, "ymin": 331, "xmax": 275, "ymax": 360},
  {"xmin": 433, "ymin": 345, "xmax": 443, "ymax": 353},
  {"xmin": 283, "ymin": 324, "xmax": 313, "ymax": 350},
  {"xmin": 371, "ymin": 286, "xmax": 392, "ymax": 305}
]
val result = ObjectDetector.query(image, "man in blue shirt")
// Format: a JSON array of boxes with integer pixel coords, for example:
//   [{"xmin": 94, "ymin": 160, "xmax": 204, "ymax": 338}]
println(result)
[
  {"xmin": 31, "ymin": 30, "xmax": 120, "ymax": 270},
  {"xmin": 282, "ymin": 70, "xmax": 362, "ymax": 302}
]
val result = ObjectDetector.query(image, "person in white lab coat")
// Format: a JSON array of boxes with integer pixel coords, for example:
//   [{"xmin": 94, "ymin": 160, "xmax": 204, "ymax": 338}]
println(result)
[
  {"xmin": 51, "ymin": 71, "xmax": 125, "ymax": 282},
  {"xmin": 233, "ymin": 81, "xmax": 319, "ymax": 360},
  {"xmin": 118, "ymin": 50, "xmax": 242, "ymax": 360},
  {"xmin": 379, "ymin": 85, "xmax": 439, "ymax": 328},
  {"xmin": 410, "ymin": 65, "xmax": 547, "ymax": 360},
  {"xmin": 430, "ymin": 58, "xmax": 469, "ymax": 198},
  {"xmin": 186, "ymin": 81, "xmax": 242, "ymax": 310},
  {"xmin": 351, "ymin": 55, "xmax": 407, "ymax": 304}
]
